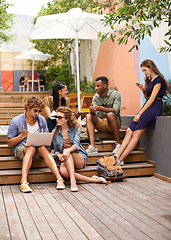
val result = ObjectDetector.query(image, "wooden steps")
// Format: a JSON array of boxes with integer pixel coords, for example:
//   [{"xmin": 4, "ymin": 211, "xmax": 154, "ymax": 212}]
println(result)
[
  {"xmin": 0, "ymin": 92, "xmax": 50, "ymax": 125},
  {"xmin": 0, "ymin": 140, "xmax": 138, "ymax": 156},
  {"xmin": 0, "ymin": 113, "xmax": 23, "ymax": 119},
  {"xmin": 0, "ymin": 140, "xmax": 155, "ymax": 185},
  {"xmin": 0, "ymin": 163, "xmax": 155, "ymax": 185},
  {"xmin": 0, "ymin": 108, "xmax": 25, "ymax": 113},
  {"xmin": 0, "ymin": 150, "xmax": 147, "ymax": 170},
  {"xmin": 0, "ymin": 102, "xmax": 25, "ymax": 108},
  {"xmin": 0, "ymin": 92, "xmax": 155, "ymax": 185}
]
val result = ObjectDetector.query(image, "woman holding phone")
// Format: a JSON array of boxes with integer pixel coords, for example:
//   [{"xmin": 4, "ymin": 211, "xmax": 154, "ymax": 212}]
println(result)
[{"xmin": 115, "ymin": 59, "xmax": 169, "ymax": 165}]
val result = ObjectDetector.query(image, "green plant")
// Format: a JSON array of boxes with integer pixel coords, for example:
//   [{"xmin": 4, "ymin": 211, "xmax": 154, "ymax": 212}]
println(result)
[
  {"xmin": 44, "ymin": 63, "xmax": 74, "ymax": 90},
  {"xmin": 162, "ymin": 94, "xmax": 171, "ymax": 116},
  {"xmin": 162, "ymin": 80, "xmax": 171, "ymax": 116},
  {"xmin": 70, "ymin": 77, "xmax": 96, "ymax": 94}
]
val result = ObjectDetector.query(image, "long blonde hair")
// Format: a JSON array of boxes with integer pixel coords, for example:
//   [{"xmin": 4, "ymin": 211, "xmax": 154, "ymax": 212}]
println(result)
[
  {"xmin": 54, "ymin": 106, "xmax": 81, "ymax": 133},
  {"xmin": 140, "ymin": 59, "xmax": 169, "ymax": 94}
]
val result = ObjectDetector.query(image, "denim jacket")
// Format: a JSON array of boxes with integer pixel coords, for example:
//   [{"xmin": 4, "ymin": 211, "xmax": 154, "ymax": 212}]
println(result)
[
  {"xmin": 52, "ymin": 126, "xmax": 87, "ymax": 157},
  {"xmin": 7, "ymin": 112, "xmax": 47, "ymax": 153}
]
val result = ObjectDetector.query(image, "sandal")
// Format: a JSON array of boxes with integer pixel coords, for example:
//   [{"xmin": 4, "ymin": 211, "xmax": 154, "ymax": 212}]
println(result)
[
  {"xmin": 56, "ymin": 178, "xmax": 65, "ymax": 190},
  {"xmin": 91, "ymin": 175, "xmax": 107, "ymax": 184}
]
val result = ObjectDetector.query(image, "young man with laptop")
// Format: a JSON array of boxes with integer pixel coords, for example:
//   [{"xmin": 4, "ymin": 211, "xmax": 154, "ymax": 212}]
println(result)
[{"xmin": 7, "ymin": 96, "xmax": 65, "ymax": 193}]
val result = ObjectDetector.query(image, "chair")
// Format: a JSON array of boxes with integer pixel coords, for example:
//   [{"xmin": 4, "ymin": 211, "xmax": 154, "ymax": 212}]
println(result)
[
  {"xmin": 19, "ymin": 85, "xmax": 25, "ymax": 92},
  {"xmin": 40, "ymin": 85, "xmax": 44, "ymax": 91}
]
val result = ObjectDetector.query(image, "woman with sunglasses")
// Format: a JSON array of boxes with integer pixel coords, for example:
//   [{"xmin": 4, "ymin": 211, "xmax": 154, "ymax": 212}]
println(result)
[
  {"xmin": 44, "ymin": 82, "xmax": 70, "ymax": 132},
  {"xmin": 114, "ymin": 59, "xmax": 169, "ymax": 165},
  {"xmin": 52, "ymin": 106, "xmax": 107, "ymax": 192}
]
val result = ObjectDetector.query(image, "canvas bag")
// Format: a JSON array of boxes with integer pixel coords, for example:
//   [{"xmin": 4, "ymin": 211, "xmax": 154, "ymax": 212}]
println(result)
[{"xmin": 96, "ymin": 155, "xmax": 125, "ymax": 181}]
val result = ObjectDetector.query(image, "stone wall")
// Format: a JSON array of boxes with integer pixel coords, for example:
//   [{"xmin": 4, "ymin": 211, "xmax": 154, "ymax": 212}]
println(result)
[{"xmin": 121, "ymin": 116, "xmax": 171, "ymax": 178}]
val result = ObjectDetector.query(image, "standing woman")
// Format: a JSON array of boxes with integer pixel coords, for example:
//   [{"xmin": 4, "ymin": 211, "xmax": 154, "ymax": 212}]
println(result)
[
  {"xmin": 115, "ymin": 59, "xmax": 169, "ymax": 165},
  {"xmin": 52, "ymin": 106, "xmax": 106, "ymax": 192},
  {"xmin": 44, "ymin": 82, "xmax": 70, "ymax": 132}
]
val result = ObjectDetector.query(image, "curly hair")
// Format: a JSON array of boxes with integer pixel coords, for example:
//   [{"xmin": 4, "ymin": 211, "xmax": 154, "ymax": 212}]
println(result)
[
  {"xmin": 25, "ymin": 96, "xmax": 44, "ymax": 110},
  {"xmin": 54, "ymin": 106, "xmax": 81, "ymax": 133},
  {"xmin": 140, "ymin": 59, "xmax": 169, "ymax": 94}
]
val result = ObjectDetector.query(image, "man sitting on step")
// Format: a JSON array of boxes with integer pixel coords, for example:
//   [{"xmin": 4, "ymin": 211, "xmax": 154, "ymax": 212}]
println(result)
[
  {"xmin": 7, "ymin": 96, "xmax": 65, "ymax": 193},
  {"xmin": 86, "ymin": 76, "xmax": 121, "ymax": 155}
]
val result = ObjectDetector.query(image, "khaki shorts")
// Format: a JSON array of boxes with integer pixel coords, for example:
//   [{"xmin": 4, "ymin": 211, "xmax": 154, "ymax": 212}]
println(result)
[
  {"xmin": 95, "ymin": 117, "xmax": 121, "ymax": 132},
  {"xmin": 15, "ymin": 144, "xmax": 42, "ymax": 161}
]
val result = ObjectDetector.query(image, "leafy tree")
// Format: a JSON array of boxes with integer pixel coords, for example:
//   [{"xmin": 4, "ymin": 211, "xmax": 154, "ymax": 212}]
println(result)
[
  {"xmin": 0, "ymin": 0, "xmax": 14, "ymax": 44},
  {"xmin": 44, "ymin": 62, "xmax": 75, "ymax": 90},
  {"xmin": 99, "ymin": 0, "xmax": 171, "ymax": 53},
  {"xmin": 70, "ymin": 77, "xmax": 96, "ymax": 94}
]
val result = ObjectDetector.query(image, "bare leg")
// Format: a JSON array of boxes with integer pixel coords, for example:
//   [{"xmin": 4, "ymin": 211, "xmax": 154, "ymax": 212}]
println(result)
[
  {"xmin": 115, "ymin": 128, "xmax": 133, "ymax": 159},
  {"xmin": 60, "ymin": 155, "xmax": 77, "ymax": 189},
  {"xmin": 107, "ymin": 112, "xmax": 121, "ymax": 144},
  {"xmin": 60, "ymin": 152, "xmax": 104, "ymax": 184},
  {"xmin": 21, "ymin": 146, "xmax": 36, "ymax": 182},
  {"xmin": 119, "ymin": 129, "xmax": 146, "ymax": 163},
  {"xmin": 37, "ymin": 146, "xmax": 62, "ymax": 179},
  {"xmin": 86, "ymin": 113, "xmax": 99, "ymax": 148}
]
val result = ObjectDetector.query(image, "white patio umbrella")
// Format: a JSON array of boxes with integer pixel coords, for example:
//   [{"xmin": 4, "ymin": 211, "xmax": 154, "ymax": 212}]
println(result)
[
  {"xmin": 30, "ymin": 8, "xmax": 112, "ymax": 111},
  {"xmin": 15, "ymin": 49, "xmax": 51, "ymax": 91}
]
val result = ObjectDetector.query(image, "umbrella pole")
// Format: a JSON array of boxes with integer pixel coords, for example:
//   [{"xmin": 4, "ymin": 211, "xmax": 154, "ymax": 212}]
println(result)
[
  {"xmin": 75, "ymin": 36, "xmax": 81, "ymax": 113},
  {"xmin": 32, "ymin": 60, "xmax": 34, "ymax": 92}
]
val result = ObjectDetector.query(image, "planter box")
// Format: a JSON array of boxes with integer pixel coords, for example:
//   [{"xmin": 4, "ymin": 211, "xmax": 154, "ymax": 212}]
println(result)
[{"xmin": 121, "ymin": 116, "xmax": 171, "ymax": 178}]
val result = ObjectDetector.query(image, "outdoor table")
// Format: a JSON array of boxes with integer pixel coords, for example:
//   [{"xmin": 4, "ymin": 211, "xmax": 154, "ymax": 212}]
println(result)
[{"xmin": 27, "ymin": 79, "xmax": 40, "ymax": 92}]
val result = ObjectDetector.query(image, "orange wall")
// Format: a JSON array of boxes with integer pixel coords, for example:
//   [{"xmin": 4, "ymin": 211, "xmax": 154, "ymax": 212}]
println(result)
[
  {"xmin": 93, "ymin": 37, "xmax": 141, "ymax": 115},
  {"xmin": 1, "ymin": 71, "xmax": 13, "ymax": 92}
]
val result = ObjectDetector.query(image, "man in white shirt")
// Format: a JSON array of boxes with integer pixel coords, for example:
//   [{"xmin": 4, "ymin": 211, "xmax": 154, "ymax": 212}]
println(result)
[{"xmin": 7, "ymin": 96, "xmax": 65, "ymax": 193}]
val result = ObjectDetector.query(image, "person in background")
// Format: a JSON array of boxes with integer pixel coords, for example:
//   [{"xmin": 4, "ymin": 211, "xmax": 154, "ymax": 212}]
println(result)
[
  {"xmin": 7, "ymin": 96, "xmax": 65, "ymax": 193},
  {"xmin": 115, "ymin": 59, "xmax": 169, "ymax": 165},
  {"xmin": 86, "ymin": 76, "xmax": 121, "ymax": 155},
  {"xmin": 19, "ymin": 72, "xmax": 28, "ymax": 89},
  {"xmin": 44, "ymin": 82, "xmax": 70, "ymax": 132},
  {"xmin": 52, "ymin": 106, "xmax": 107, "ymax": 192},
  {"xmin": 36, "ymin": 71, "xmax": 46, "ymax": 90}
]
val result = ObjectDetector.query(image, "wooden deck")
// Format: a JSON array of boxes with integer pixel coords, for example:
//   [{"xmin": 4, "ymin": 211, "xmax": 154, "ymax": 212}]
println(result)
[{"xmin": 0, "ymin": 177, "xmax": 171, "ymax": 240}]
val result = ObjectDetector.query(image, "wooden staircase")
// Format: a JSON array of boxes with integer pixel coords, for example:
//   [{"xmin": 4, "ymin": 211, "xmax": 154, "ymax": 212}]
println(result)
[
  {"xmin": 0, "ymin": 92, "xmax": 50, "ymax": 125},
  {"xmin": 0, "ymin": 92, "xmax": 155, "ymax": 185}
]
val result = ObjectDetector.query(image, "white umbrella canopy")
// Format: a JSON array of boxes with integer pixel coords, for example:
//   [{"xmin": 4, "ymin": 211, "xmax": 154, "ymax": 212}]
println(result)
[
  {"xmin": 15, "ymin": 49, "xmax": 51, "ymax": 91},
  {"xmin": 30, "ymin": 8, "xmax": 112, "ymax": 111}
]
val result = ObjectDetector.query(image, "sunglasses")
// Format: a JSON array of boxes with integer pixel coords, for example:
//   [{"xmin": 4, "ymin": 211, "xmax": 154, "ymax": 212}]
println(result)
[
  {"xmin": 33, "ymin": 109, "xmax": 42, "ymax": 113},
  {"xmin": 54, "ymin": 115, "xmax": 65, "ymax": 119}
]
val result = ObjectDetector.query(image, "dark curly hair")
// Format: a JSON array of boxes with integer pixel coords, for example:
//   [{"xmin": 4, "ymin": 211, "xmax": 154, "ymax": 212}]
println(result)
[
  {"xmin": 54, "ymin": 106, "xmax": 81, "ymax": 133},
  {"xmin": 24, "ymin": 96, "xmax": 44, "ymax": 110},
  {"xmin": 52, "ymin": 82, "xmax": 66, "ymax": 110}
]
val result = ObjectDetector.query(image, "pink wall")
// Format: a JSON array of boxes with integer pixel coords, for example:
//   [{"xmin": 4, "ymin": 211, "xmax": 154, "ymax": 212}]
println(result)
[{"xmin": 93, "ymin": 37, "xmax": 141, "ymax": 115}]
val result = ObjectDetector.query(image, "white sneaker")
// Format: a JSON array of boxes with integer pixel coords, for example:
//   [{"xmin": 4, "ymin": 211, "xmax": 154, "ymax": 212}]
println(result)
[
  {"xmin": 86, "ymin": 145, "xmax": 98, "ymax": 155},
  {"xmin": 113, "ymin": 143, "xmax": 121, "ymax": 154}
]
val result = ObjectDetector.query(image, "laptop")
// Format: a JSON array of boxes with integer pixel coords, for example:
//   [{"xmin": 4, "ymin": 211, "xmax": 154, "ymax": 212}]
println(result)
[{"xmin": 26, "ymin": 132, "xmax": 54, "ymax": 146}]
